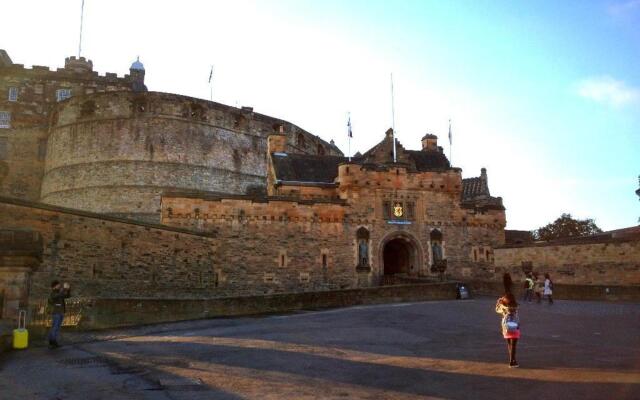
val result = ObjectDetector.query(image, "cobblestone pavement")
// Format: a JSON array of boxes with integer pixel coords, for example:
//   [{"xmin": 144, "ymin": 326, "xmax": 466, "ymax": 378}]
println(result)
[{"xmin": 1, "ymin": 298, "xmax": 639, "ymax": 399}]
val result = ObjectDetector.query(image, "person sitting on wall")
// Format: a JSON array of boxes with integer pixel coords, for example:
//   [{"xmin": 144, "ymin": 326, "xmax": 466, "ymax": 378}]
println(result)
[{"xmin": 47, "ymin": 280, "xmax": 71, "ymax": 349}]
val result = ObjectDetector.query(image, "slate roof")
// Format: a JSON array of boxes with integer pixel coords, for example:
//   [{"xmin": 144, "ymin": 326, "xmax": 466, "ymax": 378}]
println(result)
[
  {"xmin": 461, "ymin": 177, "xmax": 488, "ymax": 200},
  {"xmin": 0, "ymin": 49, "xmax": 12, "ymax": 67},
  {"xmin": 271, "ymin": 153, "xmax": 347, "ymax": 184},
  {"xmin": 505, "ymin": 230, "xmax": 534, "ymax": 245},
  {"xmin": 405, "ymin": 150, "xmax": 451, "ymax": 171}
]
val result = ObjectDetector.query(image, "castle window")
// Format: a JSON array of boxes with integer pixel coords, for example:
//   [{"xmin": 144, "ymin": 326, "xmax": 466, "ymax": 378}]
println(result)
[
  {"xmin": 278, "ymin": 250, "xmax": 288, "ymax": 268},
  {"xmin": 297, "ymin": 133, "xmax": 305, "ymax": 148},
  {"xmin": 382, "ymin": 201, "xmax": 391, "ymax": 219},
  {"xmin": 317, "ymin": 144, "xmax": 325, "ymax": 155},
  {"xmin": 322, "ymin": 254, "xmax": 327, "ymax": 268},
  {"xmin": 8, "ymin": 87, "xmax": 18, "ymax": 102},
  {"xmin": 0, "ymin": 137, "xmax": 7, "ymax": 160},
  {"xmin": 212, "ymin": 270, "xmax": 219, "ymax": 288},
  {"xmin": 56, "ymin": 88, "xmax": 72, "ymax": 102},
  {"xmin": 37, "ymin": 138, "xmax": 47, "ymax": 161},
  {"xmin": 0, "ymin": 111, "xmax": 10, "ymax": 128},
  {"xmin": 406, "ymin": 202, "xmax": 415, "ymax": 220}
]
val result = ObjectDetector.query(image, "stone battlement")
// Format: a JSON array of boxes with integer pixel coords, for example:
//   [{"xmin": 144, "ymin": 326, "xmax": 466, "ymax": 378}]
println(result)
[{"xmin": 2, "ymin": 63, "xmax": 132, "ymax": 82}]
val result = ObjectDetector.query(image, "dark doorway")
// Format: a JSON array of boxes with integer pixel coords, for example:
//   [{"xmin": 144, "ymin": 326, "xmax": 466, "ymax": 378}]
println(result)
[{"xmin": 383, "ymin": 238, "xmax": 412, "ymax": 275}]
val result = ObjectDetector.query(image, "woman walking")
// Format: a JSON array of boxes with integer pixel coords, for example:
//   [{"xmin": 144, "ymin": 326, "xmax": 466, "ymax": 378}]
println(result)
[
  {"xmin": 496, "ymin": 292, "xmax": 520, "ymax": 367},
  {"xmin": 544, "ymin": 273, "xmax": 554, "ymax": 305}
]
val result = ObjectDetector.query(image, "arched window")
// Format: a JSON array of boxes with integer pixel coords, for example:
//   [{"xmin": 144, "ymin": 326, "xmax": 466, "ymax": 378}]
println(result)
[
  {"xmin": 317, "ymin": 144, "xmax": 325, "ymax": 155},
  {"xmin": 297, "ymin": 133, "xmax": 305, "ymax": 148},
  {"xmin": 356, "ymin": 227, "xmax": 370, "ymax": 267}
]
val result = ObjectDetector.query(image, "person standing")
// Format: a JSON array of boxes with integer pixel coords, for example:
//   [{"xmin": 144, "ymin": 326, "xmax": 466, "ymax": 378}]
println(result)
[
  {"xmin": 47, "ymin": 280, "xmax": 71, "ymax": 349},
  {"xmin": 496, "ymin": 292, "xmax": 521, "ymax": 367},
  {"xmin": 534, "ymin": 273, "xmax": 544, "ymax": 304},
  {"xmin": 523, "ymin": 274, "xmax": 534, "ymax": 302},
  {"xmin": 543, "ymin": 273, "xmax": 554, "ymax": 305}
]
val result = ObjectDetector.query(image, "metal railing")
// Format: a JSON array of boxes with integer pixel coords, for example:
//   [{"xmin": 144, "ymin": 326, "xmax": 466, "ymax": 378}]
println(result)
[{"xmin": 28, "ymin": 297, "xmax": 91, "ymax": 327}]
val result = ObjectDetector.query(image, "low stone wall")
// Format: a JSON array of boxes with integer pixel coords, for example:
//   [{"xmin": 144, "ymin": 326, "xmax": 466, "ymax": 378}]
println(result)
[
  {"xmin": 38, "ymin": 283, "xmax": 458, "ymax": 331},
  {"xmin": 466, "ymin": 280, "xmax": 640, "ymax": 302},
  {"xmin": 493, "ymin": 235, "xmax": 640, "ymax": 286}
]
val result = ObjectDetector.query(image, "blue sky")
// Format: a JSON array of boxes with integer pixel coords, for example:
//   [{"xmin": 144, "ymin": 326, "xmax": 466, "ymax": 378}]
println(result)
[{"xmin": 2, "ymin": 0, "xmax": 639, "ymax": 230}]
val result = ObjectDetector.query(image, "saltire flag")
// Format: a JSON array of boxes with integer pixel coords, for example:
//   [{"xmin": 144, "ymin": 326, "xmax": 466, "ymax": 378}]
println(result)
[
  {"xmin": 448, "ymin": 119, "xmax": 452, "ymax": 145},
  {"xmin": 208, "ymin": 66, "xmax": 213, "ymax": 84},
  {"xmin": 348, "ymin": 115, "xmax": 353, "ymax": 138}
]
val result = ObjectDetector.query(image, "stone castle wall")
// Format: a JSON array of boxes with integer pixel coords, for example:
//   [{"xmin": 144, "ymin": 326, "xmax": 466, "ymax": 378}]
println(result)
[
  {"xmin": 0, "ymin": 126, "xmax": 47, "ymax": 200},
  {"xmin": 162, "ymin": 194, "xmax": 357, "ymax": 291},
  {"xmin": 494, "ymin": 237, "xmax": 640, "ymax": 285},
  {"xmin": 161, "ymin": 159, "xmax": 507, "ymax": 285},
  {"xmin": 41, "ymin": 91, "xmax": 340, "ymax": 221},
  {"xmin": 0, "ymin": 57, "xmax": 136, "ymax": 203},
  {"xmin": 0, "ymin": 197, "xmax": 219, "ymax": 300}
]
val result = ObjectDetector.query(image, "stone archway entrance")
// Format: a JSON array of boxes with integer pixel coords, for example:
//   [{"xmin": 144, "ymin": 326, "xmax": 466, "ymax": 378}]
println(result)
[
  {"xmin": 383, "ymin": 239, "xmax": 412, "ymax": 275},
  {"xmin": 379, "ymin": 233, "xmax": 422, "ymax": 284}
]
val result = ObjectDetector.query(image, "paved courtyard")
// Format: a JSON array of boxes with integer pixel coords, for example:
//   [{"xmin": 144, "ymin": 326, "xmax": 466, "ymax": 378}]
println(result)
[{"xmin": 1, "ymin": 297, "xmax": 639, "ymax": 399}]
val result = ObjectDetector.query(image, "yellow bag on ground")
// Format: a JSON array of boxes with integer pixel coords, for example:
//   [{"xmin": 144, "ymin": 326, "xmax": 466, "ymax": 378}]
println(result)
[{"xmin": 12, "ymin": 310, "xmax": 28, "ymax": 350}]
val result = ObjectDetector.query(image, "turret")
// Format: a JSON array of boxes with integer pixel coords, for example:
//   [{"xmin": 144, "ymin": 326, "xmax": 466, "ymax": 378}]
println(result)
[
  {"xmin": 129, "ymin": 57, "xmax": 147, "ymax": 92},
  {"xmin": 64, "ymin": 56, "xmax": 93, "ymax": 73},
  {"xmin": 480, "ymin": 167, "xmax": 490, "ymax": 196},
  {"xmin": 421, "ymin": 133, "xmax": 438, "ymax": 151}
]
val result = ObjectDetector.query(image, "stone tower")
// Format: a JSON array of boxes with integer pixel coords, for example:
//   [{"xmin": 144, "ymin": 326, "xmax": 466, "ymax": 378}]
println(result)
[{"xmin": 129, "ymin": 57, "xmax": 147, "ymax": 92}]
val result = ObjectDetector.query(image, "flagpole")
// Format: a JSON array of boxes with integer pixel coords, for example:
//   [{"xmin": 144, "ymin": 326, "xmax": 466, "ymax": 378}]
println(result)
[
  {"xmin": 209, "ymin": 65, "xmax": 213, "ymax": 101},
  {"xmin": 348, "ymin": 112, "xmax": 351, "ymax": 162},
  {"xmin": 448, "ymin": 119, "xmax": 452, "ymax": 164},
  {"xmin": 78, "ymin": 0, "xmax": 85, "ymax": 58},
  {"xmin": 391, "ymin": 73, "xmax": 397, "ymax": 163}
]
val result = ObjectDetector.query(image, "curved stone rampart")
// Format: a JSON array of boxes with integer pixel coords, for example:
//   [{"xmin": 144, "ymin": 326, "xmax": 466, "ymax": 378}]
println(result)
[{"xmin": 41, "ymin": 91, "xmax": 341, "ymax": 220}]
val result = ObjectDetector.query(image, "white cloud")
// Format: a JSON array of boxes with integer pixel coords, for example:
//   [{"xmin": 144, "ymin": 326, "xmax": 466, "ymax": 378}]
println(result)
[{"xmin": 576, "ymin": 76, "xmax": 639, "ymax": 107}]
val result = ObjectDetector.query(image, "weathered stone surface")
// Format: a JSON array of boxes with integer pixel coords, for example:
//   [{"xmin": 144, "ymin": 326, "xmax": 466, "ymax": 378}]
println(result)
[
  {"xmin": 494, "ymin": 237, "xmax": 640, "ymax": 285},
  {"xmin": 0, "ymin": 54, "xmax": 341, "ymax": 221},
  {"xmin": 162, "ymin": 132, "xmax": 507, "ymax": 286}
]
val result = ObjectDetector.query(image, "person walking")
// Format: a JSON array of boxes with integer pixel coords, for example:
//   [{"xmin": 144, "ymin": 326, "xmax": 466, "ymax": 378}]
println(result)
[
  {"xmin": 543, "ymin": 273, "xmax": 554, "ymax": 305},
  {"xmin": 523, "ymin": 274, "xmax": 534, "ymax": 302},
  {"xmin": 534, "ymin": 273, "xmax": 544, "ymax": 303},
  {"xmin": 47, "ymin": 280, "xmax": 71, "ymax": 349},
  {"xmin": 496, "ymin": 292, "xmax": 521, "ymax": 367}
]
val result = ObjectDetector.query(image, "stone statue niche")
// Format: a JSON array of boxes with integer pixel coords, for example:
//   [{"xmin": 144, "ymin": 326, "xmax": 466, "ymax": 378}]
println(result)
[
  {"xmin": 356, "ymin": 227, "xmax": 370, "ymax": 269},
  {"xmin": 429, "ymin": 229, "xmax": 447, "ymax": 277}
]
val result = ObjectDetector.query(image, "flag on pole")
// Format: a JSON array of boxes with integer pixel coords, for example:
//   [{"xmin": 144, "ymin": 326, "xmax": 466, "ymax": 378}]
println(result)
[
  {"xmin": 208, "ymin": 66, "xmax": 213, "ymax": 84},
  {"xmin": 347, "ymin": 114, "xmax": 353, "ymax": 138},
  {"xmin": 448, "ymin": 119, "xmax": 452, "ymax": 145}
]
